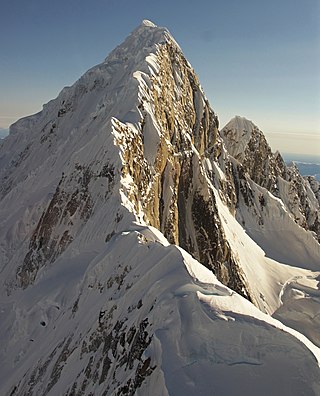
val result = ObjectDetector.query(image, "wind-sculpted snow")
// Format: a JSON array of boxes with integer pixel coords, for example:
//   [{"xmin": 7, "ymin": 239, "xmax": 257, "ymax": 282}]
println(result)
[
  {"xmin": 0, "ymin": 20, "xmax": 320, "ymax": 395},
  {"xmin": 273, "ymin": 274, "xmax": 320, "ymax": 347},
  {"xmin": 1, "ymin": 227, "xmax": 320, "ymax": 395}
]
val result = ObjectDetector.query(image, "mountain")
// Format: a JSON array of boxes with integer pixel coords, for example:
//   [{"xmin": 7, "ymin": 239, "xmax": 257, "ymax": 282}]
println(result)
[
  {"xmin": 221, "ymin": 116, "xmax": 320, "ymax": 242},
  {"xmin": 0, "ymin": 20, "xmax": 319, "ymax": 395}
]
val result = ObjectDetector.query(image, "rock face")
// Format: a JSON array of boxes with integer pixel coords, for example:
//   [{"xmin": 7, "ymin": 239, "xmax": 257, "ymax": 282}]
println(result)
[
  {"xmin": 0, "ymin": 21, "xmax": 320, "ymax": 396},
  {"xmin": 115, "ymin": 40, "xmax": 251, "ymax": 300}
]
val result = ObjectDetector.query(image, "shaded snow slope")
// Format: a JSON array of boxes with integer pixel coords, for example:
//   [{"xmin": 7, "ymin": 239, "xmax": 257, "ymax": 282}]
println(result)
[
  {"xmin": 212, "ymin": 174, "xmax": 320, "ymax": 347},
  {"xmin": 1, "ymin": 226, "xmax": 319, "ymax": 396},
  {"xmin": 217, "ymin": 116, "xmax": 320, "ymax": 345}
]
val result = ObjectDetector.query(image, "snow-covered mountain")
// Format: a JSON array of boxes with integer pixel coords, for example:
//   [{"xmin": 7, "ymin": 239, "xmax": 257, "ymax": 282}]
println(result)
[
  {"xmin": 221, "ymin": 116, "xmax": 320, "ymax": 242},
  {"xmin": 0, "ymin": 20, "xmax": 319, "ymax": 395}
]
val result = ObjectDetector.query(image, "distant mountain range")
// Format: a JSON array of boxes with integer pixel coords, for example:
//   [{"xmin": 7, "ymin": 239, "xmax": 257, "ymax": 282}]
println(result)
[
  {"xmin": 282, "ymin": 154, "xmax": 320, "ymax": 182},
  {"xmin": 293, "ymin": 162, "xmax": 320, "ymax": 182}
]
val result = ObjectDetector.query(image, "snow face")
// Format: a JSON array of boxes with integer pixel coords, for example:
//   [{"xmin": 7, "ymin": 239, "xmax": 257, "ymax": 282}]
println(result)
[
  {"xmin": 0, "ymin": 20, "xmax": 320, "ymax": 396},
  {"xmin": 220, "ymin": 115, "xmax": 257, "ymax": 161},
  {"xmin": 1, "ymin": 227, "xmax": 319, "ymax": 395}
]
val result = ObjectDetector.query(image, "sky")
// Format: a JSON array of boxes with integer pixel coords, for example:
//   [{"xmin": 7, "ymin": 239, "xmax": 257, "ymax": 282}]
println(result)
[{"xmin": 1, "ymin": 0, "xmax": 319, "ymax": 156}]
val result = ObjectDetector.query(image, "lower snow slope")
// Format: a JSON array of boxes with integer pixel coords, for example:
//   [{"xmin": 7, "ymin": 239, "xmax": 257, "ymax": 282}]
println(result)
[{"xmin": 1, "ymin": 224, "xmax": 319, "ymax": 396}]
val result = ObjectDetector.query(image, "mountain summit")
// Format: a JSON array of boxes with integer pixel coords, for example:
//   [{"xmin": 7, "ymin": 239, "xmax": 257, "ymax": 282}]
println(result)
[{"xmin": 1, "ymin": 21, "xmax": 320, "ymax": 395}]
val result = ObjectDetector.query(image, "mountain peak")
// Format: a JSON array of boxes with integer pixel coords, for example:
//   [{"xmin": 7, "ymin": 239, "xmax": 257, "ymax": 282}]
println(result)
[
  {"xmin": 103, "ymin": 19, "xmax": 171, "ymax": 64},
  {"xmin": 1, "ymin": 21, "xmax": 320, "ymax": 396},
  {"xmin": 220, "ymin": 115, "xmax": 259, "ymax": 161},
  {"xmin": 224, "ymin": 115, "xmax": 256, "ymax": 132},
  {"xmin": 141, "ymin": 19, "xmax": 157, "ymax": 28}
]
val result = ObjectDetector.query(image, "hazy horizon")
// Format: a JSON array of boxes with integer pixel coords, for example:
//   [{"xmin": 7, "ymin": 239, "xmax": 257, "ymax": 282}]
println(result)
[{"xmin": 1, "ymin": 121, "xmax": 319, "ymax": 162}]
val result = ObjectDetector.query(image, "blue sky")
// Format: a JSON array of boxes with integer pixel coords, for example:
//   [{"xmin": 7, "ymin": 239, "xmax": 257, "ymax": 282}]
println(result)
[{"xmin": 1, "ymin": 0, "xmax": 319, "ymax": 155}]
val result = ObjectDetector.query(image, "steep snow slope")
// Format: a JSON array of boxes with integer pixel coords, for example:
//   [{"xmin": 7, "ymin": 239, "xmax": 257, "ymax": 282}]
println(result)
[
  {"xmin": 0, "ymin": 21, "xmax": 169, "ymax": 288},
  {"xmin": 218, "ymin": 116, "xmax": 320, "ymax": 345},
  {"xmin": 0, "ymin": 20, "xmax": 320, "ymax": 395}
]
